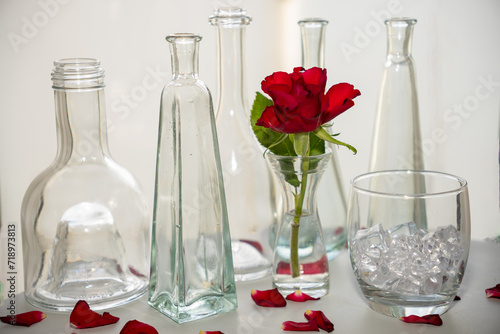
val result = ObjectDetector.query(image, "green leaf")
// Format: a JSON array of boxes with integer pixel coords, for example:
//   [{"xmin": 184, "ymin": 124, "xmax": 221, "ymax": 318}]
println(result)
[
  {"xmin": 293, "ymin": 132, "xmax": 309, "ymax": 156},
  {"xmin": 250, "ymin": 92, "xmax": 295, "ymax": 156},
  {"xmin": 313, "ymin": 126, "xmax": 357, "ymax": 154}
]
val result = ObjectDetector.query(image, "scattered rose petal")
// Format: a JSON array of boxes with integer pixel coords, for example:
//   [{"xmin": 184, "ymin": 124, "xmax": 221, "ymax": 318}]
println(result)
[
  {"xmin": 0, "ymin": 311, "xmax": 47, "ymax": 327},
  {"xmin": 304, "ymin": 310, "xmax": 334, "ymax": 332},
  {"xmin": 286, "ymin": 290, "xmax": 320, "ymax": 302},
  {"xmin": 120, "ymin": 320, "xmax": 158, "ymax": 334},
  {"xmin": 454, "ymin": 295, "xmax": 461, "ymax": 301},
  {"xmin": 251, "ymin": 288, "xmax": 286, "ymax": 307},
  {"xmin": 200, "ymin": 331, "xmax": 224, "ymax": 334},
  {"xmin": 282, "ymin": 319, "xmax": 319, "ymax": 332},
  {"xmin": 240, "ymin": 239, "xmax": 264, "ymax": 253},
  {"xmin": 399, "ymin": 314, "xmax": 443, "ymax": 326},
  {"xmin": 486, "ymin": 284, "xmax": 500, "ymax": 299},
  {"xmin": 70, "ymin": 300, "xmax": 119, "ymax": 329}
]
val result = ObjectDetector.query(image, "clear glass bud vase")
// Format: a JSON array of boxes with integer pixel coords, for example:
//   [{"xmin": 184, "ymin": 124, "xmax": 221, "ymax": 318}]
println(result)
[
  {"xmin": 148, "ymin": 34, "xmax": 237, "ymax": 324},
  {"xmin": 369, "ymin": 18, "xmax": 424, "ymax": 172},
  {"xmin": 368, "ymin": 18, "xmax": 426, "ymax": 230},
  {"xmin": 21, "ymin": 59, "xmax": 149, "ymax": 311},
  {"xmin": 267, "ymin": 151, "xmax": 331, "ymax": 298},
  {"xmin": 299, "ymin": 18, "xmax": 347, "ymax": 260},
  {"xmin": 209, "ymin": 7, "xmax": 278, "ymax": 281}
]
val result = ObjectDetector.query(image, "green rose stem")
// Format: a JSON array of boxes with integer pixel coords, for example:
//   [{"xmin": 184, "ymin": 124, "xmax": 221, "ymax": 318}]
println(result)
[{"xmin": 291, "ymin": 161, "xmax": 309, "ymax": 278}]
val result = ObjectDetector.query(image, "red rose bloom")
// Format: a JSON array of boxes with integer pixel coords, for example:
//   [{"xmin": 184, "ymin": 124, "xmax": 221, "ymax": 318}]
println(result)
[{"xmin": 257, "ymin": 67, "xmax": 360, "ymax": 134}]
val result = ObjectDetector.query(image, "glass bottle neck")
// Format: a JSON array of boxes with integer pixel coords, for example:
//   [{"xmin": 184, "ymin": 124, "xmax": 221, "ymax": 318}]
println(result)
[
  {"xmin": 168, "ymin": 34, "xmax": 201, "ymax": 79},
  {"xmin": 51, "ymin": 59, "xmax": 110, "ymax": 163},
  {"xmin": 210, "ymin": 8, "xmax": 251, "ymax": 113},
  {"xmin": 299, "ymin": 19, "xmax": 328, "ymax": 69},
  {"xmin": 386, "ymin": 18, "xmax": 416, "ymax": 58}
]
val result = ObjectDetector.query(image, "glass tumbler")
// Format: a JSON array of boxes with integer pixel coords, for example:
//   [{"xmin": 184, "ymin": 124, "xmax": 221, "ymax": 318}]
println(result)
[{"xmin": 346, "ymin": 170, "xmax": 470, "ymax": 318}]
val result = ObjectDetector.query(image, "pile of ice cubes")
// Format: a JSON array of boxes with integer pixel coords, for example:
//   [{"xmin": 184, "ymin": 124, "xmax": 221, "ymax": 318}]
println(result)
[{"xmin": 351, "ymin": 222, "xmax": 464, "ymax": 296}]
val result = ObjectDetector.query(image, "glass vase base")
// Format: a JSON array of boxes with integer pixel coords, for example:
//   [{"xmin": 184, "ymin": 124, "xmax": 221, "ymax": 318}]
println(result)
[
  {"xmin": 25, "ymin": 279, "xmax": 148, "ymax": 311},
  {"xmin": 148, "ymin": 293, "xmax": 237, "ymax": 324},
  {"xmin": 365, "ymin": 295, "xmax": 453, "ymax": 318},
  {"xmin": 273, "ymin": 273, "xmax": 329, "ymax": 298},
  {"xmin": 231, "ymin": 241, "xmax": 272, "ymax": 282}
]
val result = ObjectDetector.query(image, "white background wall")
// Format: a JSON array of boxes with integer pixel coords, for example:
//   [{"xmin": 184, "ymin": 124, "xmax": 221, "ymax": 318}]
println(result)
[{"xmin": 1, "ymin": 0, "xmax": 499, "ymax": 246}]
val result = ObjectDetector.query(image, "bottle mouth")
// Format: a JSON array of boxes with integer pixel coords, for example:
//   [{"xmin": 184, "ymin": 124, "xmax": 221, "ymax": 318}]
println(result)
[
  {"xmin": 52, "ymin": 58, "xmax": 105, "ymax": 89},
  {"xmin": 298, "ymin": 18, "xmax": 329, "ymax": 27},
  {"xmin": 209, "ymin": 7, "xmax": 252, "ymax": 26},
  {"xmin": 385, "ymin": 17, "xmax": 417, "ymax": 27}
]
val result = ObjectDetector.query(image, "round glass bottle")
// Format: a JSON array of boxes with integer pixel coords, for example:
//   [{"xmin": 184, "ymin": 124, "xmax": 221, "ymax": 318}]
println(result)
[
  {"xmin": 21, "ymin": 59, "xmax": 149, "ymax": 311},
  {"xmin": 299, "ymin": 18, "xmax": 347, "ymax": 260},
  {"xmin": 209, "ymin": 7, "xmax": 277, "ymax": 281}
]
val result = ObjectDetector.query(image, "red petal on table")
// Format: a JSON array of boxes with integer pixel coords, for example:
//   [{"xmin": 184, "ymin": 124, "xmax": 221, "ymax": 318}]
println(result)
[
  {"xmin": 399, "ymin": 314, "xmax": 443, "ymax": 326},
  {"xmin": 120, "ymin": 320, "xmax": 159, "ymax": 334},
  {"xmin": 70, "ymin": 300, "xmax": 119, "ymax": 329},
  {"xmin": 486, "ymin": 284, "xmax": 500, "ymax": 299},
  {"xmin": 282, "ymin": 319, "xmax": 319, "ymax": 332},
  {"xmin": 240, "ymin": 239, "xmax": 264, "ymax": 254},
  {"xmin": 199, "ymin": 331, "xmax": 224, "ymax": 334},
  {"xmin": 251, "ymin": 288, "xmax": 287, "ymax": 307},
  {"xmin": 454, "ymin": 295, "xmax": 461, "ymax": 301},
  {"xmin": 286, "ymin": 290, "xmax": 320, "ymax": 302},
  {"xmin": 0, "ymin": 311, "xmax": 47, "ymax": 327},
  {"xmin": 304, "ymin": 310, "xmax": 334, "ymax": 332}
]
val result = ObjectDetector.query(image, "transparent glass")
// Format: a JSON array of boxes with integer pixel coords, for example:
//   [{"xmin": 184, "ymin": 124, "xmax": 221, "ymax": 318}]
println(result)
[
  {"xmin": 209, "ymin": 7, "xmax": 278, "ymax": 281},
  {"xmin": 21, "ymin": 59, "xmax": 149, "ymax": 311},
  {"xmin": 346, "ymin": 170, "xmax": 471, "ymax": 318},
  {"xmin": 369, "ymin": 18, "xmax": 424, "ymax": 172},
  {"xmin": 267, "ymin": 151, "xmax": 331, "ymax": 298},
  {"xmin": 299, "ymin": 18, "xmax": 347, "ymax": 260},
  {"xmin": 148, "ymin": 34, "xmax": 237, "ymax": 324}
]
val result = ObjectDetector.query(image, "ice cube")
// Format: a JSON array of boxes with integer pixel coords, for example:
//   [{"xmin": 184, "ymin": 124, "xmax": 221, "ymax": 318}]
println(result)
[
  {"xmin": 353, "ymin": 224, "xmax": 390, "ymax": 253},
  {"xmin": 435, "ymin": 225, "xmax": 460, "ymax": 244},
  {"xmin": 388, "ymin": 221, "xmax": 418, "ymax": 237},
  {"xmin": 423, "ymin": 275, "xmax": 442, "ymax": 294}
]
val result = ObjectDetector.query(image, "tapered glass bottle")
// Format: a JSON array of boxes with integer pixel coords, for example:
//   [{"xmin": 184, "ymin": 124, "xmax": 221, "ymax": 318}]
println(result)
[
  {"xmin": 209, "ymin": 7, "xmax": 277, "ymax": 281},
  {"xmin": 148, "ymin": 34, "xmax": 237, "ymax": 324},
  {"xmin": 299, "ymin": 18, "xmax": 347, "ymax": 260},
  {"xmin": 21, "ymin": 59, "xmax": 149, "ymax": 311},
  {"xmin": 369, "ymin": 18, "xmax": 424, "ymax": 172},
  {"xmin": 368, "ymin": 18, "xmax": 426, "ymax": 230}
]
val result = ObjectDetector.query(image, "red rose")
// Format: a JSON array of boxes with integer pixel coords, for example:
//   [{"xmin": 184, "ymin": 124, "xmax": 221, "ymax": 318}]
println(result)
[{"xmin": 257, "ymin": 67, "xmax": 360, "ymax": 134}]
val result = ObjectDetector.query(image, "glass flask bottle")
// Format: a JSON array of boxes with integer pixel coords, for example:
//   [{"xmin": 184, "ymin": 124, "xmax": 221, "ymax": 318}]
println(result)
[
  {"xmin": 299, "ymin": 18, "xmax": 347, "ymax": 260},
  {"xmin": 148, "ymin": 34, "xmax": 237, "ymax": 323},
  {"xmin": 21, "ymin": 59, "xmax": 149, "ymax": 311},
  {"xmin": 369, "ymin": 18, "xmax": 424, "ymax": 172},
  {"xmin": 368, "ymin": 18, "xmax": 426, "ymax": 229},
  {"xmin": 209, "ymin": 7, "xmax": 277, "ymax": 281}
]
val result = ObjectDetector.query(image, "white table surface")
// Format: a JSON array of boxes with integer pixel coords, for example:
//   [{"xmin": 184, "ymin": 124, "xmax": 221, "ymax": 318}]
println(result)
[{"xmin": 2, "ymin": 240, "xmax": 499, "ymax": 334}]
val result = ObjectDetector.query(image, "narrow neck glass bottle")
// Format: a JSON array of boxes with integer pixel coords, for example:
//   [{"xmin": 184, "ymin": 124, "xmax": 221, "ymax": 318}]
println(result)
[
  {"xmin": 210, "ymin": 8, "xmax": 277, "ymax": 281},
  {"xmin": 21, "ymin": 59, "xmax": 149, "ymax": 311},
  {"xmin": 299, "ymin": 18, "xmax": 347, "ymax": 260},
  {"xmin": 369, "ymin": 18, "xmax": 424, "ymax": 172},
  {"xmin": 148, "ymin": 34, "xmax": 237, "ymax": 323}
]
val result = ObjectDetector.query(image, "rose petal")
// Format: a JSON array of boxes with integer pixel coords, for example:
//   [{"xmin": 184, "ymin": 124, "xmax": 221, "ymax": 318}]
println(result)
[
  {"xmin": 240, "ymin": 239, "xmax": 264, "ymax": 254},
  {"xmin": 454, "ymin": 295, "xmax": 461, "ymax": 301},
  {"xmin": 0, "ymin": 311, "xmax": 47, "ymax": 327},
  {"xmin": 486, "ymin": 284, "xmax": 500, "ymax": 299},
  {"xmin": 286, "ymin": 290, "xmax": 320, "ymax": 302},
  {"xmin": 120, "ymin": 320, "xmax": 159, "ymax": 334},
  {"xmin": 282, "ymin": 319, "xmax": 319, "ymax": 332},
  {"xmin": 70, "ymin": 300, "xmax": 119, "ymax": 329},
  {"xmin": 304, "ymin": 310, "xmax": 334, "ymax": 332},
  {"xmin": 399, "ymin": 314, "xmax": 443, "ymax": 326},
  {"xmin": 199, "ymin": 331, "xmax": 224, "ymax": 334},
  {"xmin": 250, "ymin": 288, "xmax": 286, "ymax": 307}
]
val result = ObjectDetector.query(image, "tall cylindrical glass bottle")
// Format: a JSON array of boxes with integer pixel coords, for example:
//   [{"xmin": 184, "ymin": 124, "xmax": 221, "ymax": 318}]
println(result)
[
  {"xmin": 21, "ymin": 59, "xmax": 149, "ymax": 311},
  {"xmin": 148, "ymin": 34, "xmax": 237, "ymax": 323},
  {"xmin": 299, "ymin": 18, "xmax": 347, "ymax": 260},
  {"xmin": 369, "ymin": 18, "xmax": 424, "ymax": 172},
  {"xmin": 209, "ymin": 7, "xmax": 277, "ymax": 281},
  {"xmin": 368, "ymin": 18, "xmax": 426, "ymax": 230}
]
